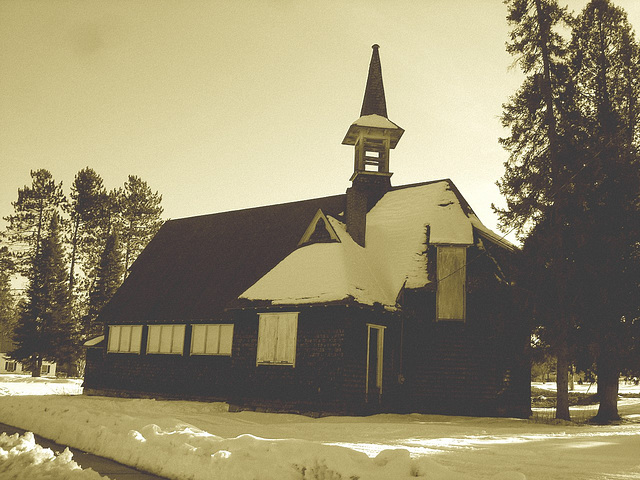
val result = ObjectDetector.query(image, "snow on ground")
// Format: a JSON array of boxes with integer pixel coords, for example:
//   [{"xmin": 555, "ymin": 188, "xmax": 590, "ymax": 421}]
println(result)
[
  {"xmin": 1, "ymin": 374, "xmax": 640, "ymax": 480},
  {"xmin": 0, "ymin": 373, "xmax": 84, "ymax": 396},
  {"xmin": 0, "ymin": 431, "xmax": 104, "ymax": 479}
]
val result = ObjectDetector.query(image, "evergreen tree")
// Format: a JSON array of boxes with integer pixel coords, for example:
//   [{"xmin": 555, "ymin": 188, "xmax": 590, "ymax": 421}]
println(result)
[
  {"xmin": 10, "ymin": 214, "xmax": 75, "ymax": 377},
  {"xmin": 497, "ymin": 0, "xmax": 578, "ymax": 420},
  {"xmin": 119, "ymin": 176, "xmax": 163, "ymax": 278},
  {"xmin": 0, "ymin": 246, "xmax": 17, "ymax": 338},
  {"xmin": 3, "ymin": 169, "xmax": 66, "ymax": 276},
  {"xmin": 67, "ymin": 167, "xmax": 108, "ymax": 297},
  {"xmin": 84, "ymin": 232, "xmax": 124, "ymax": 338},
  {"xmin": 568, "ymin": 0, "xmax": 640, "ymax": 422}
]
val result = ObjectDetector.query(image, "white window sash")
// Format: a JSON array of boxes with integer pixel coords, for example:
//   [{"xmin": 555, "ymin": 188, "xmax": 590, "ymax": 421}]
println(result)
[
  {"xmin": 147, "ymin": 325, "xmax": 185, "ymax": 354},
  {"xmin": 107, "ymin": 325, "xmax": 142, "ymax": 353},
  {"xmin": 190, "ymin": 324, "xmax": 234, "ymax": 356}
]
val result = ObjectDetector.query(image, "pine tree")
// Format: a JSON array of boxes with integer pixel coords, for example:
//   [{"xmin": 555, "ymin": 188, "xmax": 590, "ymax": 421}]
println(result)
[
  {"xmin": 497, "ymin": 0, "xmax": 578, "ymax": 420},
  {"xmin": 67, "ymin": 167, "xmax": 108, "ymax": 297},
  {"xmin": 84, "ymin": 232, "xmax": 124, "ymax": 339},
  {"xmin": 119, "ymin": 176, "xmax": 163, "ymax": 278},
  {"xmin": 568, "ymin": 0, "xmax": 640, "ymax": 423},
  {"xmin": 3, "ymin": 169, "xmax": 66, "ymax": 276},
  {"xmin": 10, "ymin": 214, "xmax": 75, "ymax": 377},
  {"xmin": 0, "ymin": 246, "xmax": 17, "ymax": 338}
]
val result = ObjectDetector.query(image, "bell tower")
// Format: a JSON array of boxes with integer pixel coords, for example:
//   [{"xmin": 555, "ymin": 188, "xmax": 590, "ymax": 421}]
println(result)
[{"xmin": 343, "ymin": 45, "xmax": 404, "ymax": 246}]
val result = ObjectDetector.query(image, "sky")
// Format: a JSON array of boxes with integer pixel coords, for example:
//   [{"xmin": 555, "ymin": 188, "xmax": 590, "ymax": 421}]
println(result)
[{"xmin": 1, "ymin": 0, "xmax": 640, "ymax": 243}]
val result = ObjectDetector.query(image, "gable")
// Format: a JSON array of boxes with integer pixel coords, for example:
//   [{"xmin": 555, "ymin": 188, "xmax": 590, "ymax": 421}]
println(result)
[{"xmin": 297, "ymin": 209, "xmax": 341, "ymax": 247}]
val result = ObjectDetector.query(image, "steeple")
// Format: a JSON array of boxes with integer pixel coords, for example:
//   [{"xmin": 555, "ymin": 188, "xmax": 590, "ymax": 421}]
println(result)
[
  {"xmin": 360, "ymin": 44, "xmax": 387, "ymax": 118},
  {"xmin": 343, "ymin": 45, "xmax": 404, "ymax": 247}
]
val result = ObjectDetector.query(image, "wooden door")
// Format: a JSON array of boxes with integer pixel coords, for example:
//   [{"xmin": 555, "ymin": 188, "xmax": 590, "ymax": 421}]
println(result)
[{"xmin": 366, "ymin": 324, "xmax": 385, "ymax": 402}]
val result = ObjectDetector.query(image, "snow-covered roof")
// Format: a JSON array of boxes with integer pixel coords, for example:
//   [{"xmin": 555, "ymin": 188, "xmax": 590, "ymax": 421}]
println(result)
[
  {"xmin": 352, "ymin": 114, "xmax": 402, "ymax": 130},
  {"xmin": 240, "ymin": 180, "xmax": 511, "ymax": 309},
  {"xmin": 342, "ymin": 114, "xmax": 404, "ymax": 148}
]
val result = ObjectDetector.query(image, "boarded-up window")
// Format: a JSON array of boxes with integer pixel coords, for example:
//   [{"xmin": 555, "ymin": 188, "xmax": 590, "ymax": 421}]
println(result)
[
  {"xmin": 147, "ymin": 324, "xmax": 185, "ymax": 354},
  {"xmin": 256, "ymin": 312, "xmax": 298, "ymax": 366},
  {"xmin": 107, "ymin": 325, "xmax": 143, "ymax": 353},
  {"xmin": 436, "ymin": 246, "xmax": 466, "ymax": 321},
  {"xmin": 191, "ymin": 324, "xmax": 234, "ymax": 356}
]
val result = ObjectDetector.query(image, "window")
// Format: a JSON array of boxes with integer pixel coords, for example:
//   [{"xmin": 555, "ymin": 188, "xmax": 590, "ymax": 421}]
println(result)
[
  {"xmin": 436, "ymin": 246, "xmax": 467, "ymax": 321},
  {"xmin": 191, "ymin": 324, "xmax": 234, "ymax": 356},
  {"xmin": 107, "ymin": 325, "xmax": 143, "ymax": 353},
  {"xmin": 5, "ymin": 362, "xmax": 16, "ymax": 372},
  {"xmin": 256, "ymin": 312, "xmax": 298, "ymax": 366},
  {"xmin": 41, "ymin": 364, "xmax": 51, "ymax": 375},
  {"xmin": 147, "ymin": 324, "xmax": 185, "ymax": 354}
]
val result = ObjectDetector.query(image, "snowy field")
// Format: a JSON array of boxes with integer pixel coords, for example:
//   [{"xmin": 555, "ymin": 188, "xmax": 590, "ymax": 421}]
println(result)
[{"xmin": 1, "ymin": 375, "xmax": 640, "ymax": 479}]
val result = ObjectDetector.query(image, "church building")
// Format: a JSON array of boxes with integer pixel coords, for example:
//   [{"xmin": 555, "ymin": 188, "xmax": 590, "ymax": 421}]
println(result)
[{"xmin": 84, "ymin": 45, "xmax": 531, "ymax": 418}]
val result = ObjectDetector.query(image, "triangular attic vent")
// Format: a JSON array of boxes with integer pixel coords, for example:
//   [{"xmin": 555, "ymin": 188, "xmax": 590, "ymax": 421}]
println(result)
[{"xmin": 297, "ymin": 209, "xmax": 341, "ymax": 247}]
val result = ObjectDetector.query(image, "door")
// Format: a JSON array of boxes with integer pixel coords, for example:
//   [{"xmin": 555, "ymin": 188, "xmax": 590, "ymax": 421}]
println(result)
[{"xmin": 366, "ymin": 324, "xmax": 385, "ymax": 402}]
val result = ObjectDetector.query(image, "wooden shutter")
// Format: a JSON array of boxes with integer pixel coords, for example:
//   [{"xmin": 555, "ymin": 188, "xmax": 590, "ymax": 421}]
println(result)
[
  {"xmin": 108, "ymin": 326, "xmax": 121, "ymax": 352},
  {"xmin": 206, "ymin": 324, "xmax": 220, "ymax": 354},
  {"xmin": 277, "ymin": 313, "xmax": 298, "ymax": 364},
  {"xmin": 120, "ymin": 326, "xmax": 132, "ymax": 352},
  {"xmin": 191, "ymin": 325, "xmax": 206, "ymax": 354},
  {"xmin": 147, "ymin": 325, "xmax": 161, "ymax": 353},
  {"xmin": 130, "ymin": 326, "xmax": 142, "ymax": 353},
  {"xmin": 436, "ymin": 246, "xmax": 466, "ymax": 321},
  {"xmin": 160, "ymin": 325, "xmax": 173, "ymax": 353},
  {"xmin": 257, "ymin": 313, "xmax": 297, "ymax": 365},
  {"xmin": 172, "ymin": 325, "xmax": 185, "ymax": 354},
  {"xmin": 257, "ymin": 314, "xmax": 278, "ymax": 363},
  {"xmin": 219, "ymin": 325, "xmax": 234, "ymax": 355}
]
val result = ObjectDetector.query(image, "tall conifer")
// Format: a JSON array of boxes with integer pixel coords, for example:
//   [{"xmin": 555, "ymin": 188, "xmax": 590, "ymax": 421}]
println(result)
[
  {"xmin": 85, "ymin": 232, "xmax": 124, "ymax": 338},
  {"xmin": 568, "ymin": 0, "xmax": 640, "ymax": 422},
  {"xmin": 3, "ymin": 169, "xmax": 66, "ymax": 276},
  {"xmin": 498, "ymin": 0, "xmax": 577, "ymax": 420},
  {"xmin": 119, "ymin": 176, "xmax": 163, "ymax": 278},
  {"xmin": 10, "ymin": 214, "xmax": 75, "ymax": 376}
]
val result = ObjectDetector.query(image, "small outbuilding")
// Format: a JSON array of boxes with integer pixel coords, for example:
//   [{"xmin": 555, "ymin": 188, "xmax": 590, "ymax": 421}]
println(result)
[{"xmin": 84, "ymin": 46, "xmax": 530, "ymax": 418}]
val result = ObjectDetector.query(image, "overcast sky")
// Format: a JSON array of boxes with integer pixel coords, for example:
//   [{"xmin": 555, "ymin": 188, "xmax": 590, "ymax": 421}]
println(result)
[{"xmin": 2, "ymin": 0, "xmax": 639, "ymax": 243}]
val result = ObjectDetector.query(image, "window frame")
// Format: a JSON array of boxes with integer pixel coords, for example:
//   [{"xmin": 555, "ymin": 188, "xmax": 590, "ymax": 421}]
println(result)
[
  {"xmin": 190, "ymin": 324, "xmax": 234, "ymax": 356},
  {"xmin": 146, "ymin": 324, "xmax": 186, "ymax": 355},
  {"xmin": 256, "ymin": 312, "xmax": 299, "ymax": 367},
  {"xmin": 107, "ymin": 325, "xmax": 143, "ymax": 354},
  {"xmin": 435, "ymin": 245, "xmax": 467, "ymax": 322}
]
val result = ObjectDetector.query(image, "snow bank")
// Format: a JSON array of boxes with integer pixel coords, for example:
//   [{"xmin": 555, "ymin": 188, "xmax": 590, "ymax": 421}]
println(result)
[
  {"xmin": 2, "ymin": 378, "xmax": 640, "ymax": 480},
  {"xmin": 0, "ymin": 431, "xmax": 104, "ymax": 479},
  {"xmin": 0, "ymin": 396, "xmax": 474, "ymax": 480}
]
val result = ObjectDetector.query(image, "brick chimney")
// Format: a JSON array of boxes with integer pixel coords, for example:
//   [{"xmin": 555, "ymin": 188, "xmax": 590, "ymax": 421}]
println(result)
[{"xmin": 342, "ymin": 45, "xmax": 404, "ymax": 247}]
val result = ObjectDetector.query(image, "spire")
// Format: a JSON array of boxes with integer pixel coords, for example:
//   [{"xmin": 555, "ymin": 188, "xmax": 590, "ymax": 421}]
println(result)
[{"xmin": 360, "ymin": 45, "xmax": 388, "ymax": 118}]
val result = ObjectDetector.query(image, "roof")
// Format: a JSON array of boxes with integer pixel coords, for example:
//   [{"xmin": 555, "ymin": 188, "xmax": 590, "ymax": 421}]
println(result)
[
  {"xmin": 342, "ymin": 114, "xmax": 405, "ymax": 148},
  {"xmin": 98, "ymin": 179, "xmax": 514, "ymax": 323},
  {"xmin": 98, "ymin": 194, "xmax": 346, "ymax": 324},
  {"xmin": 84, "ymin": 335, "xmax": 105, "ymax": 347},
  {"xmin": 240, "ymin": 179, "xmax": 515, "ymax": 309}
]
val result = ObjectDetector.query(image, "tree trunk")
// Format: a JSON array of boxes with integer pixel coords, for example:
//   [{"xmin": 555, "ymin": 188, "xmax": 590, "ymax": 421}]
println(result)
[
  {"xmin": 68, "ymin": 217, "xmax": 80, "ymax": 294},
  {"xmin": 569, "ymin": 364, "xmax": 575, "ymax": 391},
  {"xmin": 594, "ymin": 355, "xmax": 620, "ymax": 423},
  {"xmin": 556, "ymin": 342, "xmax": 571, "ymax": 421}
]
